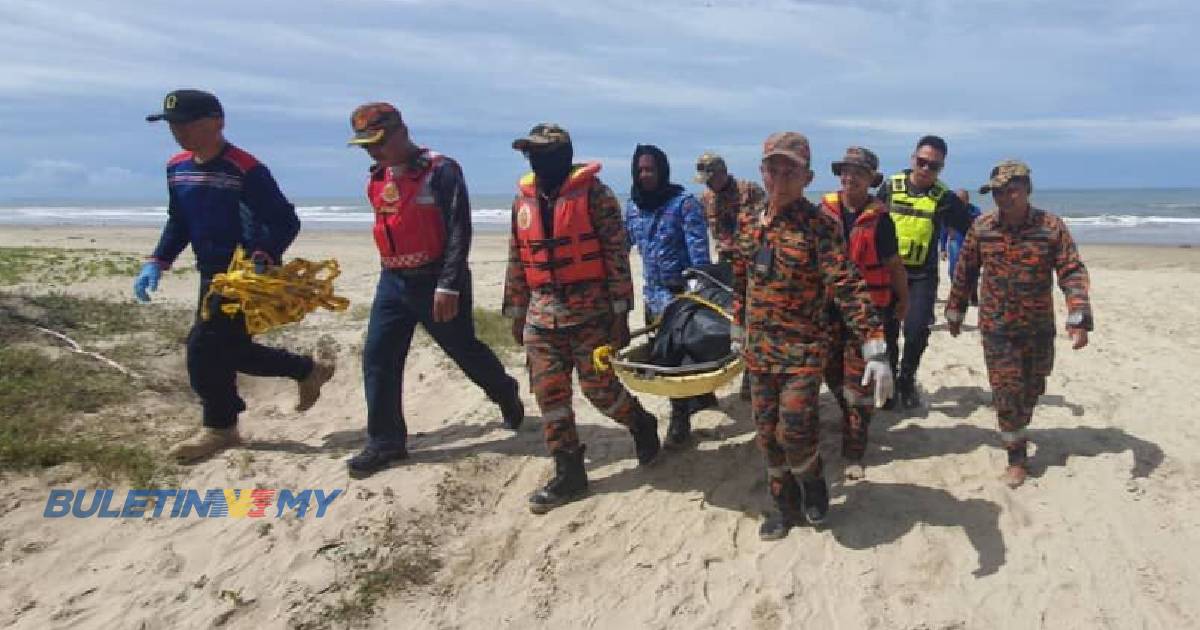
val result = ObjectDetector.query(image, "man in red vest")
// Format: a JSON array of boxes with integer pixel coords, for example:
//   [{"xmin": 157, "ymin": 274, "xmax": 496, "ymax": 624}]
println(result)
[
  {"xmin": 504, "ymin": 123, "xmax": 661, "ymax": 514},
  {"xmin": 818, "ymin": 146, "xmax": 909, "ymax": 480},
  {"xmin": 345, "ymin": 102, "xmax": 524, "ymax": 479}
]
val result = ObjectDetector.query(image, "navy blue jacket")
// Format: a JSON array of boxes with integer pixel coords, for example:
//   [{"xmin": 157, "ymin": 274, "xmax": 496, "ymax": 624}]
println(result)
[{"xmin": 151, "ymin": 143, "xmax": 300, "ymax": 275}]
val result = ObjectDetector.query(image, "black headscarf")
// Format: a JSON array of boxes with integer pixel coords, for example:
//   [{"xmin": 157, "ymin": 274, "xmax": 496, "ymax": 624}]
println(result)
[
  {"xmin": 529, "ymin": 143, "xmax": 574, "ymax": 194},
  {"xmin": 630, "ymin": 144, "xmax": 685, "ymax": 211}
]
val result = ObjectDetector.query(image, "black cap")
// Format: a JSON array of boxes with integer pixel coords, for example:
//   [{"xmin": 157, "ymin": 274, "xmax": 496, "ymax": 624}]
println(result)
[{"xmin": 146, "ymin": 89, "xmax": 224, "ymax": 123}]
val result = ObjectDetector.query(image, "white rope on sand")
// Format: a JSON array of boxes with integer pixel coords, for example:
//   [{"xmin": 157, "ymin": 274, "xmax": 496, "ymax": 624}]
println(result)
[{"xmin": 35, "ymin": 326, "xmax": 139, "ymax": 378}]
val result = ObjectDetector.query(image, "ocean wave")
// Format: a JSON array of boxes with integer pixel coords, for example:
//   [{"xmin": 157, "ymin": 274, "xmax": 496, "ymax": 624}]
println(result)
[{"xmin": 1064, "ymin": 215, "xmax": 1200, "ymax": 227}]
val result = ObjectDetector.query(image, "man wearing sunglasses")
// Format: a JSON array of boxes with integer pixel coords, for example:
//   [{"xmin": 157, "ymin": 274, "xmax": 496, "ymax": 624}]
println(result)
[
  {"xmin": 505, "ymin": 123, "xmax": 662, "ymax": 514},
  {"xmin": 945, "ymin": 160, "xmax": 1092, "ymax": 488},
  {"xmin": 346, "ymin": 102, "xmax": 525, "ymax": 479},
  {"xmin": 731, "ymin": 132, "xmax": 891, "ymax": 539},
  {"xmin": 877, "ymin": 135, "xmax": 974, "ymax": 409}
]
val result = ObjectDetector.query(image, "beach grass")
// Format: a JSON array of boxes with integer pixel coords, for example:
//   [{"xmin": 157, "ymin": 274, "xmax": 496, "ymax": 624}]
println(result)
[
  {"xmin": 472, "ymin": 307, "xmax": 516, "ymax": 351},
  {"xmin": 0, "ymin": 291, "xmax": 191, "ymax": 485},
  {"xmin": 0, "ymin": 246, "xmax": 149, "ymax": 286}
]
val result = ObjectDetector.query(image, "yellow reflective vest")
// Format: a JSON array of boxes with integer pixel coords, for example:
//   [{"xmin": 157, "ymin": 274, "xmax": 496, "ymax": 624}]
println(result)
[{"xmin": 887, "ymin": 173, "xmax": 947, "ymax": 267}]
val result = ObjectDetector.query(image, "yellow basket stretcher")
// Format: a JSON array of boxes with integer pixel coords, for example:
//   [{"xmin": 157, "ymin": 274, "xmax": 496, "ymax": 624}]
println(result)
[{"xmin": 593, "ymin": 292, "xmax": 743, "ymax": 399}]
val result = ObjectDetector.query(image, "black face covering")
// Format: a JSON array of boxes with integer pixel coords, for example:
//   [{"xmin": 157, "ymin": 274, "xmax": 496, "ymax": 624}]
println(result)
[
  {"xmin": 630, "ymin": 144, "xmax": 685, "ymax": 211},
  {"xmin": 529, "ymin": 143, "xmax": 574, "ymax": 194}
]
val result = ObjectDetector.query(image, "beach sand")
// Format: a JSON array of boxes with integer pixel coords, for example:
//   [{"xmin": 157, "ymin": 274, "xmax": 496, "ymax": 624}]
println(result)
[{"xmin": 1, "ymin": 225, "xmax": 1198, "ymax": 629}]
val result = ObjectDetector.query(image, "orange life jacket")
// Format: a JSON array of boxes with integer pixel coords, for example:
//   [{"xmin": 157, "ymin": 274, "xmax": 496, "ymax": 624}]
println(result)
[
  {"xmin": 367, "ymin": 151, "xmax": 446, "ymax": 268},
  {"xmin": 514, "ymin": 163, "xmax": 606, "ymax": 288},
  {"xmin": 820, "ymin": 192, "xmax": 893, "ymax": 307}
]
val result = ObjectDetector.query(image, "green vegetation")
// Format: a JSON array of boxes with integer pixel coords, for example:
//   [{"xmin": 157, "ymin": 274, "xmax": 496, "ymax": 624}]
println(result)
[
  {"xmin": 0, "ymin": 246, "xmax": 151, "ymax": 286},
  {"xmin": 0, "ymin": 291, "xmax": 192, "ymax": 485},
  {"xmin": 0, "ymin": 345, "xmax": 164, "ymax": 485},
  {"xmin": 472, "ymin": 307, "xmax": 516, "ymax": 351}
]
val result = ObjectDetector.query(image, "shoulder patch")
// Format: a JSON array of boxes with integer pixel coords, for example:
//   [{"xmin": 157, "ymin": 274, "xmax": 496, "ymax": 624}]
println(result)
[
  {"xmin": 167, "ymin": 151, "xmax": 193, "ymax": 167},
  {"xmin": 222, "ymin": 145, "xmax": 260, "ymax": 174}
]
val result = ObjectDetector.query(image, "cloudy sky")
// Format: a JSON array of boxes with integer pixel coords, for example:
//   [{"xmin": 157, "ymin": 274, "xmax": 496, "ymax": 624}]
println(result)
[{"xmin": 1, "ymin": 0, "xmax": 1197, "ymax": 202}]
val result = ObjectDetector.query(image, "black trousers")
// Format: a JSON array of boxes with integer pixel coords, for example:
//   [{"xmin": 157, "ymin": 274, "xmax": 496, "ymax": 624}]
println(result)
[{"xmin": 188, "ymin": 275, "xmax": 313, "ymax": 428}]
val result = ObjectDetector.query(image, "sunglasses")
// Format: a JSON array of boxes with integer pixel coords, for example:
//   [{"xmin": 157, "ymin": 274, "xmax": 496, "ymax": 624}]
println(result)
[{"xmin": 914, "ymin": 156, "xmax": 944, "ymax": 172}]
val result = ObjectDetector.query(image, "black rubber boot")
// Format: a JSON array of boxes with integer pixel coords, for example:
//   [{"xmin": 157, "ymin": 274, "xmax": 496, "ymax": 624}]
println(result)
[
  {"xmin": 665, "ymin": 398, "xmax": 692, "ymax": 449},
  {"xmin": 629, "ymin": 408, "xmax": 662, "ymax": 465},
  {"xmin": 529, "ymin": 446, "xmax": 588, "ymax": 514},
  {"xmin": 798, "ymin": 471, "xmax": 830, "ymax": 526},
  {"xmin": 759, "ymin": 474, "xmax": 802, "ymax": 540}
]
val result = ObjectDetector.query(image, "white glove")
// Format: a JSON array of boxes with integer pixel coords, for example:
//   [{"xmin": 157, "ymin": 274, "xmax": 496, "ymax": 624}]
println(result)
[{"xmin": 860, "ymin": 339, "xmax": 894, "ymax": 407}]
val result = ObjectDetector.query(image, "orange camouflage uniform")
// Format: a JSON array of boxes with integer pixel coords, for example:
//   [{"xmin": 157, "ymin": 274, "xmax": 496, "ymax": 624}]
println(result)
[
  {"xmin": 503, "ymin": 177, "xmax": 644, "ymax": 453},
  {"xmin": 701, "ymin": 177, "xmax": 765, "ymax": 263},
  {"xmin": 732, "ymin": 197, "xmax": 885, "ymax": 474},
  {"xmin": 946, "ymin": 207, "xmax": 1093, "ymax": 453}
]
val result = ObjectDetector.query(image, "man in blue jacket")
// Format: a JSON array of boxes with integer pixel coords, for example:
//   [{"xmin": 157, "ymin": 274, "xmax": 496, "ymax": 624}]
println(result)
[
  {"xmin": 135, "ymin": 89, "xmax": 335, "ymax": 463},
  {"xmin": 624, "ymin": 144, "xmax": 712, "ymax": 447}
]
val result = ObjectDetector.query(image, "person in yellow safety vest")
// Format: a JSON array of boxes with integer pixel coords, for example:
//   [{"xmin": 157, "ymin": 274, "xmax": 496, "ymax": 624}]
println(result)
[{"xmin": 876, "ymin": 135, "xmax": 974, "ymax": 409}]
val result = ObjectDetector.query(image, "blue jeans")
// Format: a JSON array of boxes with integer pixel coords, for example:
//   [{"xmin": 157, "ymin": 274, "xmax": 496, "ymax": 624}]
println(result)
[
  {"xmin": 947, "ymin": 234, "xmax": 965, "ymax": 283},
  {"xmin": 188, "ymin": 275, "xmax": 313, "ymax": 429},
  {"xmin": 362, "ymin": 270, "xmax": 518, "ymax": 450},
  {"xmin": 898, "ymin": 273, "xmax": 938, "ymax": 378}
]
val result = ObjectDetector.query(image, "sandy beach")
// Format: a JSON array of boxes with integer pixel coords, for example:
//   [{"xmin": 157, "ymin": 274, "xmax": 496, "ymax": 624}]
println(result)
[{"xmin": 1, "ymin": 225, "xmax": 1198, "ymax": 629}]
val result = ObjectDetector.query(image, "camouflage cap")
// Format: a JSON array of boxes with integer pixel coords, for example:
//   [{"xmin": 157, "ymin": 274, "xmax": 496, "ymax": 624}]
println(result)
[
  {"xmin": 979, "ymin": 159, "xmax": 1033, "ymax": 194},
  {"xmin": 762, "ymin": 131, "xmax": 811, "ymax": 167},
  {"xmin": 348, "ymin": 102, "xmax": 403, "ymax": 146},
  {"xmin": 512, "ymin": 123, "xmax": 572, "ymax": 151},
  {"xmin": 832, "ymin": 146, "xmax": 883, "ymax": 187},
  {"xmin": 693, "ymin": 151, "xmax": 727, "ymax": 183}
]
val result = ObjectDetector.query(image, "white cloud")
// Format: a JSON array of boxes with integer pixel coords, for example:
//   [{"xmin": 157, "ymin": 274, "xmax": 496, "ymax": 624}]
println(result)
[
  {"xmin": 0, "ymin": 160, "xmax": 153, "ymax": 196},
  {"xmin": 821, "ymin": 115, "xmax": 1200, "ymax": 144},
  {"xmin": 0, "ymin": 0, "xmax": 1198, "ymax": 196}
]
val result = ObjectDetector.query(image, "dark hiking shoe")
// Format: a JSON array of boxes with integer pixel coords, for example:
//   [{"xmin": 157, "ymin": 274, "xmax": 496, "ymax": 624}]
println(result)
[
  {"xmin": 529, "ymin": 446, "xmax": 588, "ymax": 514},
  {"xmin": 347, "ymin": 446, "xmax": 409, "ymax": 479}
]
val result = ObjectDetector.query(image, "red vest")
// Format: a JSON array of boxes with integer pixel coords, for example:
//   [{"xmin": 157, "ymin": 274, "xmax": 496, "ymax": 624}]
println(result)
[
  {"xmin": 367, "ymin": 151, "xmax": 446, "ymax": 268},
  {"xmin": 821, "ymin": 192, "xmax": 893, "ymax": 307},
  {"xmin": 514, "ymin": 163, "xmax": 606, "ymax": 288}
]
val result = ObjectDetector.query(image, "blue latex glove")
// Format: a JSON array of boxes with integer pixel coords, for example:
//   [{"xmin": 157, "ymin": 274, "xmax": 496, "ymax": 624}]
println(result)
[
  {"xmin": 133, "ymin": 261, "xmax": 162, "ymax": 303},
  {"xmin": 250, "ymin": 250, "xmax": 272, "ymax": 275}
]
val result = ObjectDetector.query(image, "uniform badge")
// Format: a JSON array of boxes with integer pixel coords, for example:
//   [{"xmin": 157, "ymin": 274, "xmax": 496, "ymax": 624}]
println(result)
[
  {"xmin": 516, "ymin": 203, "xmax": 532, "ymax": 230},
  {"xmin": 381, "ymin": 181, "xmax": 400, "ymax": 204}
]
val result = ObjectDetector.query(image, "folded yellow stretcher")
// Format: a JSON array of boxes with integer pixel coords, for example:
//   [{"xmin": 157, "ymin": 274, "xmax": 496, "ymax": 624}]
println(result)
[
  {"xmin": 592, "ymin": 293, "xmax": 743, "ymax": 398},
  {"xmin": 202, "ymin": 247, "xmax": 350, "ymax": 335}
]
